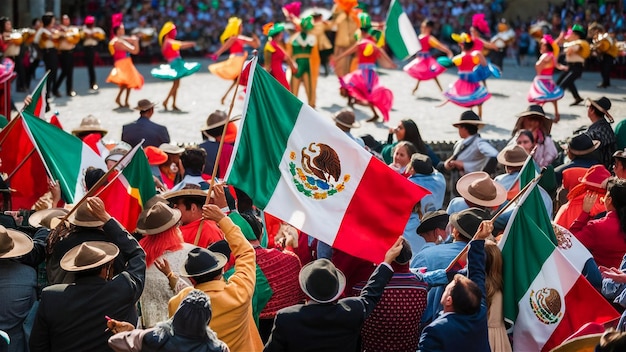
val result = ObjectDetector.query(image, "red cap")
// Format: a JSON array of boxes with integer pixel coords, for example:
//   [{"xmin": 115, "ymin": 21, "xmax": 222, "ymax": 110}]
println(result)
[
  {"xmin": 144, "ymin": 146, "xmax": 168, "ymax": 166},
  {"xmin": 85, "ymin": 16, "xmax": 95, "ymax": 25}
]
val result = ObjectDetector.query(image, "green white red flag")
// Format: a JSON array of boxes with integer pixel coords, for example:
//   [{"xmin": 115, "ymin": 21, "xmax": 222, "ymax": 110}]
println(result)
[
  {"xmin": 385, "ymin": 0, "xmax": 421, "ymax": 60},
  {"xmin": 499, "ymin": 170, "xmax": 618, "ymax": 351},
  {"xmin": 225, "ymin": 58, "xmax": 429, "ymax": 263},
  {"xmin": 23, "ymin": 71, "xmax": 49, "ymax": 119}
]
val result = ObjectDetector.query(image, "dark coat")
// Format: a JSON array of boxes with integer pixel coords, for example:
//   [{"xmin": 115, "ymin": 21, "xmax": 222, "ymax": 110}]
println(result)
[
  {"xmin": 121, "ymin": 116, "xmax": 170, "ymax": 148},
  {"xmin": 263, "ymin": 264, "xmax": 393, "ymax": 352},
  {"xmin": 29, "ymin": 220, "xmax": 146, "ymax": 352}
]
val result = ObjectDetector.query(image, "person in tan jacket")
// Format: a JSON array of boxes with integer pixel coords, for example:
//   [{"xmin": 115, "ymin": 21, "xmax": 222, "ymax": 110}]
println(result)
[{"xmin": 168, "ymin": 204, "xmax": 262, "ymax": 351}]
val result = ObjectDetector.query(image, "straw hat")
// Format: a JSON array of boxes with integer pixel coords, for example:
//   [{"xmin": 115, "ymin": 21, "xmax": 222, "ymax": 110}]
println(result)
[
  {"xmin": 159, "ymin": 143, "xmax": 184, "ymax": 155},
  {"xmin": 180, "ymin": 247, "xmax": 228, "ymax": 277},
  {"xmin": 456, "ymin": 171, "xmax": 507, "ymax": 207},
  {"xmin": 134, "ymin": 99, "xmax": 157, "ymax": 111},
  {"xmin": 68, "ymin": 202, "xmax": 106, "ymax": 228},
  {"xmin": 0, "ymin": 225, "xmax": 33, "ymax": 259},
  {"xmin": 202, "ymin": 110, "xmax": 241, "ymax": 131},
  {"xmin": 299, "ymin": 258, "xmax": 346, "ymax": 303},
  {"xmin": 60, "ymin": 241, "xmax": 119, "ymax": 271},
  {"xmin": 497, "ymin": 145, "xmax": 528, "ymax": 167},
  {"xmin": 135, "ymin": 202, "xmax": 181, "ymax": 235},
  {"xmin": 28, "ymin": 208, "xmax": 69, "ymax": 229},
  {"xmin": 163, "ymin": 188, "xmax": 208, "ymax": 203},
  {"xmin": 71, "ymin": 115, "xmax": 108, "ymax": 136},
  {"xmin": 332, "ymin": 108, "xmax": 360, "ymax": 129}
]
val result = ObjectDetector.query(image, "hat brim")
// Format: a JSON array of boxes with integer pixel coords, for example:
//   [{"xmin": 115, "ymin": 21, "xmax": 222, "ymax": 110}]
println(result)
[
  {"xmin": 136, "ymin": 208, "xmax": 182, "ymax": 235},
  {"xmin": 332, "ymin": 116, "xmax": 360, "ymax": 129},
  {"xmin": 517, "ymin": 110, "xmax": 549, "ymax": 119},
  {"xmin": 452, "ymin": 120, "xmax": 486, "ymax": 128},
  {"xmin": 587, "ymin": 98, "xmax": 614, "ymax": 123},
  {"xmin": 0, "ymin": 229, "xmax": 34, "ymax": 259},
  {"xmin": 68, "ymin": 212, "xmax": 106, "ymax": 228},
  {"xmin": 549, "ymin": 333, "xmax": 603, "ymax": 352},
  {"xmin": 561, "ymin": 139, "xmax": 601, "ymax": 156},
  {"xmin": 416, "ymin": 213, "xmax": 449, "ymax": 234},
  {"xmin": 456, "ymin": 173, "xmax": 507, "ymax": 208},
  {"xmin": 299, "ymin": 260, "xmax": 346, "ymax": 303},
  {"xmin": 202, "ymin": 115, "xmax": 242, "ymax": 131},
  {"xmin": 134, "ymin": 102, "xmax": 158, "ymax": 111},
  {"xmin": 159, "ymin": 144, "xmax": 185, "ymax": 154},
  {"xmin": 28, "ymin": 208, "xmax": 69, "ymax": 228},
  {"xmin": 71, "ymin": 127, "xmax": 109, "ymax": 135},
  {"xmin": 60, "ymin": 241, "xmax": 119, "ymax": 271},
  {"xmin": 179, "ymin": 251, "xmax": 228, "ymax": 277},
  {"xmin": 449, "ymin": 212, "xmax": 474, "ymax": 240},
  {"xmin": 163, "ymin": 189, "xmax": 208, "ymax": 202},
  {"xmin": 496, "ymin": 152, "xmax": 527, "ymax": 167}
]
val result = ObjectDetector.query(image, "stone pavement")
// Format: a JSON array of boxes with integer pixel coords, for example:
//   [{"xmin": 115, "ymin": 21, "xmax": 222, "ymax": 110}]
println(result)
[{"xmin": 12, "ymin": 58, "xmax": 626, "ymax": 145}]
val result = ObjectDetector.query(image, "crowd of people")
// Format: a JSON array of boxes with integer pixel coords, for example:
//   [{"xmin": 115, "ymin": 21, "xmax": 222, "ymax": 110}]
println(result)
[{"xmin": 1, "ymin": 0, "xmax": 626, "ymax": 351}]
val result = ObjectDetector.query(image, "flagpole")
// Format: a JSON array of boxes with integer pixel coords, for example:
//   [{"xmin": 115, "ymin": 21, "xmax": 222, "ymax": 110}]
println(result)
[
  {"xmin": 192, "ymin": 53, "xmax": 250, "ymax": 245},
  {"xmin": 444, "ymin": 168, "xmax": 546, "ymax": 272},
  {"xmin": 5, "ymin": 148, "xmax": 35, "ymax": 180}
]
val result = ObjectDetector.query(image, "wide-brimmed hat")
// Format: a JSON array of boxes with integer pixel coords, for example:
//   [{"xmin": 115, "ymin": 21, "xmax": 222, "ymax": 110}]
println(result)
[
  {"xmin": 68, "ymin": 202, "xmax": 106, "ymax": 227},
  {"xmin": 497, "ymin": 145, "xmax": 528, "ymax": 167},
  {"xmin": 457, "ymin": 171, "xmax": 507, "ymax": 207},
  {"xmin": 180, "ymin": 247, "xmax": 228, "ymax": 277},
  {"xmin": 614, "ymin": 148, "xmax": 626, "ymax": 160},
  {"xmin": 60, "ymin": 241, "xmax": 119, "ymax": 271},
  {"xmin": 517, "ymin": 104, "xmax": 549, "ymax": 119},
  {"xmin": 578, "ymin": 164, "xmax": 611, "ymax": 189},
  {"xmin": 561, "ymin": 133, "xmax": 600, "ymax": 156},
  {"xmin": 135, "ymin": 202, "xmax": 181, "ymax": 235},
  {"xmin": 71, "ymin": 115, "xmax": 108, "ymax": 136},
  {"xmin": 299, "ymin": 258, "xmax": 346, "ymax": 303},
  {"xmin": 163, "ymin": 187, "xmax": 208, "ymax": 204},
  {"xmin": 452, "ymin": 111, "xmax": 486, "ymax": 128},
  {"xmin": 159, "ymin": 143, "xmax": 184, "ymax": 155},
  {"xmin": 144, "ymin": 146, "xmax": 168, "ymax": 166},
  {"xmin": 586, "ymin": 97, "xmax": 614, "ymax": 123},
  {"xmin": 417, "ymin": 210, "xmax": 450, "ymax": 234},
  {"xmin": 0, "ymin": 225, "xmax": 33, "ymax": 259},
  {"xmin": 134, "ymin": 99, "xmax": 157, "ymax": 111},
  {"xmin": 202, "ymin": 110, "xmax": 242, "ymax": 131},
  {"xmin": 105, "ymin": 145, "xmax": 131, "ymax": 163},
  {"xmin": 410, "ymin": 153, "xmax": 434, "ymax": 175},
  {"xmin": 332, "ymin": 108, "xmax": 360, "ymax": 128},
  {"xmin": 28, "ymin": 208, "xmax": 69, "ymax": 229},
  {"xmin": 450, "ymin": 208, "xmax": 491, "ymax": 240}
]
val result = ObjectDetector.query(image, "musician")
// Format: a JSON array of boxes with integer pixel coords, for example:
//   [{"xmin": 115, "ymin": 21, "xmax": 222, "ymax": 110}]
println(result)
[
  {"xmin": 34, "ymin": 13, "xmax": 58, "ymax": 104},
  {"xmin": 489, "ymin": 20, "xmax": 515, "ymax": 71},
  {"xmin": 556, "ymin": 24, "xmax": 587, "ymax": 106},
  {"xmin": 82, "ymin": 16, "xmax": 105, "ymax": 91},
  {"xmin": 589, "ymin": 23, "xmax": 618, "ymax": 88},
  {"xmin": 131, "ymin": 17, "xmax": 156, "ymax": 61},
  {"xmin": 53, "ymin": 14, "xmax": 78, "ymax": 97},
  {"xmin": 0, "ymin": 17, "xmax": 27, "ymax": 92}
]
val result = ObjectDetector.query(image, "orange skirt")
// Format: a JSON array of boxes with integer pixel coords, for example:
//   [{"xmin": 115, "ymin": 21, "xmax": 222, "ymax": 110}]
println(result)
[
  {"xmin": 106, "ymin": 57, "xmax": 144, "ymax": 89},
  {"xmin": 208, "ymin": 53, "xmax": 247, "ymax": 81}
]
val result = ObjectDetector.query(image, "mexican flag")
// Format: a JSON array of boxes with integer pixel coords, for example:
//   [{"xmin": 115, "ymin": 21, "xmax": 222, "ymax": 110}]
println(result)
[
  {"xmin": 499, "ymin": 173, "xmax": 618, "ymax": 352},
  {"xmin": 21, "ymin": 111, "xmax": 107, "ymax": 204},
  {"xmin": 385, "ymin": 0, "xmax": 421, "ymax": 60},
  {"xmin": 98, "ymin": 142, "xmax": 156, "ymax": 232},
  {"xmin": 226, "ymin": 58, "xmax": 429, "ymax": 263},
  {"xmin": 23, "ymin": 71, "xmax": 48, "ymax": 119}
]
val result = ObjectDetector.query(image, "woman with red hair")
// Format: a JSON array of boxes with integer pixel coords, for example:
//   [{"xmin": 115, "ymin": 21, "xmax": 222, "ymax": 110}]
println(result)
[{"xmin": 136, "ymin": 202, "xmax": 197, "ymax": 328}]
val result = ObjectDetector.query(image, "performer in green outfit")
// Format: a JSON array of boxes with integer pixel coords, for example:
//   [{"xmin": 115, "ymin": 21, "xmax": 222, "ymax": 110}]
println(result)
[{"xmin": 288, "ymin": 16, "xmax": 319, "ymax": 108}]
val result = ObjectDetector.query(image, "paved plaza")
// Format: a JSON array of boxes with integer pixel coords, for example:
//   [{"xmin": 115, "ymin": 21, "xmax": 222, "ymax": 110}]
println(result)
[{"xmin": 12, "ymin": 58, "xmax": 626, "ymax": 144}]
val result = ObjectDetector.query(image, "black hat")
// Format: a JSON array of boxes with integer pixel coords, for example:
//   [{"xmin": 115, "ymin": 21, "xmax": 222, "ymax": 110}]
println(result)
[
  {"xmin": 299, "ymin": 259, "xmax": 346, "ymax": 303},
  {"xmin": 394, "ymin": 238, "xmax": 412, "ymax": 265},
  {"xmin": 449, "ymin": 208, "xmax": 490, "ymax": 240},
  {"xmin": 410, "ymin": 153, "xmax": 434, "ymax": 175},
  {"xmin": 561, "ymin": 133, "xmax": 600, "ymax": 156},
  {"xmin": 586, "ymin": 97, "xmax": 613, "ymax": 123},
  {"xmin": 614, "ymin": 148, "xmax": 626, "ymax": 161},
  {"xmin": 517, "ymin": 104, "xmax": 549, "ymax": 119},
  {"xmin": 180, "ymin": 247, "xmax": 227, "ymax": 277},
  {"xmin": 208, "ymin": 239, "xmax": 232, "ymax": 260},
  {"xmin": 417, "ymin": 210, "xmax": 450, "ymax": 235},
  {"xmin": 452, "ymin": 110, "xmax": 486, "ymax": 128}
]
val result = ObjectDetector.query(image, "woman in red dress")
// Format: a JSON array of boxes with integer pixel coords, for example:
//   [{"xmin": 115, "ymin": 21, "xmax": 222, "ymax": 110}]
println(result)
[{"xmin": 263, "ymin": 22, "xmax": 296, "ymax": 90}]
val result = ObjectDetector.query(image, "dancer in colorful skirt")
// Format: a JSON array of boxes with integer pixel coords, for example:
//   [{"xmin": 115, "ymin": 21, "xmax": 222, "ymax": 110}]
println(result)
[
  {"xmin": 287, "ymin": 16, "xmax": 319, "ymax": 108},
  {"xmin": 336, "ymin": 13, "xmax": 396, "ymax": 123},
  {"xmin": 208, "ymin": 17, "xmax": 260, "ymax": 104},
  {"xmin": 106, "ymin": 14, "xmax": 144, "ymax": 108},
  {"xmin": 151, "ymin": 22, "xmax": 201, "ymax": 111},
  {"xmin": 528, "ymin": 35, "xmax": 565, "ymax": 122},
  {"xmin": 404, "ymin": 19, "xmax": 453, "ymax": 94},
  {"xmin": 469, "ymin": 14, "xmax": 500, "ymax": 85},
  {"xmin": 263, "ymin": 22, "xmax": 296, "ymax": 90},
  {"xmin": 443, "ymin": 33, "xmax": 491, "ymax": 118}
]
